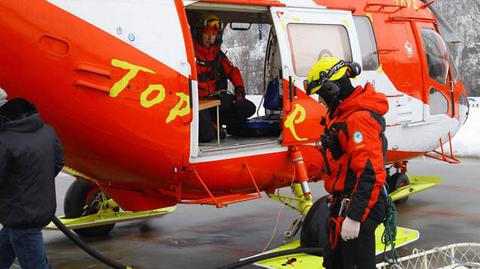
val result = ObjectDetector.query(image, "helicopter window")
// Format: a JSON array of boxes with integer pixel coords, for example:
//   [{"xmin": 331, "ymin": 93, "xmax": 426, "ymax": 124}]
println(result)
[
  {"xmin": 421, "ymin": 29, "xmax": 449, "ymax": 85},
  {"xmin": 446, "ymin": 44, "xmax": 460, "ymax": 83},
  {"xmin": 429, "ymin": 88, "xmax": 448, "ymax": 115},
  {"xmin": 286, "ymin": 23, "xmax": 352, "ymax": 77},
  {"xmin": 222, "ymin": 23, "xmax": 270, "ymax": 95},
  {"xmin": 353, "ymin": 16, "xmax": 379, "ymax": 71}
]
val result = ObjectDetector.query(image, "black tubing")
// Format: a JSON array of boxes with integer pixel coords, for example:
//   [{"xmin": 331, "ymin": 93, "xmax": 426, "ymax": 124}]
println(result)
[
  {"xmin": 51, "ymin": 216, "xmax": 133, "ymax": 269},
  {"xmin": 215, "ymin": 247, "xmax": 323, "ymax": 269}
]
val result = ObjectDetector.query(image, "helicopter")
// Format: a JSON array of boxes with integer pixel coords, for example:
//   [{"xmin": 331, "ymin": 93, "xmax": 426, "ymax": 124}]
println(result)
[{"xmin": 0, "ymin": 0, "xmax": 468, "ymax": 238}]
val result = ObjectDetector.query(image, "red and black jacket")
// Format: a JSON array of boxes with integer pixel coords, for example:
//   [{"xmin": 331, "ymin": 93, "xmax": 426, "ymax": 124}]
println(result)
[
  {"xmin": 193, "ymin": 40, "xmax": 244, "ymax": 98},
  {"xmin": 322, "ymin": 83, "xmax": 389, "ymax": 222}
]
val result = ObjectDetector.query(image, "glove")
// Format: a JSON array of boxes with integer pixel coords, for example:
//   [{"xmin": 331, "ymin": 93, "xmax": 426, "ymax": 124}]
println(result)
[
  {"xmin": 341, "ymin": 217, "xmax": 361, "ymax": 241},
  {"xmin": 234, "ymin": 86, "xmax": 246, "ymax": 102}
]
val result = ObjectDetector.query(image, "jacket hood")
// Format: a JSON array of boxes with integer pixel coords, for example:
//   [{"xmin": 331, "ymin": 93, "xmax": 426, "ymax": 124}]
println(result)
[
  {"xmin": 334, "ymin": 83, "xmax": 389, "ymax": 118},
  {"xmin": 1, "ymin": 113, "xmax": 44, "ymax": 133}
]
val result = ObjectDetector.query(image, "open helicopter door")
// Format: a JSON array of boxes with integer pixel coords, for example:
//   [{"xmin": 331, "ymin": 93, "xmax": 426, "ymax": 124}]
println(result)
[{"xmin": 269, "ymin": 7, "xmax": 363, "ymax": 146}]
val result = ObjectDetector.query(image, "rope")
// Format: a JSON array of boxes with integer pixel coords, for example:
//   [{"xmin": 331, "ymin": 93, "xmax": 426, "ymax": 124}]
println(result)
[
  {"xmin": 382, "ymin": 186, "xmax": 400, "ymax": 266},
  {"xmin": 262, "ymin": 190, "xmax": 284, "ymax": 252}
]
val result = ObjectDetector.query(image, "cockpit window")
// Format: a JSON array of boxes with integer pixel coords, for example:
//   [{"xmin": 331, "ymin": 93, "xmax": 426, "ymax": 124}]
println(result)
[
  {"xmin": 353, "ymin": 16, "xmax": 379, "ymax": 71},
  {"xmin": 287, "ymin": 23, "xmax": 352, "ymax": 77},
  {"xmin": 421, "ymin": 29, "xmax": 449, "ymax": 85},
  {"xmin": 446, "ymin": 44, "xmax": 460, "ymax": 83},
  {"xmin": 429, "ymin": 88, "xmax": 448, "ymax": 115}
]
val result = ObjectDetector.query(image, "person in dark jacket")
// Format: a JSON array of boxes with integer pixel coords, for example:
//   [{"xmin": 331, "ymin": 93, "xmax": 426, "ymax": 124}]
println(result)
[
  {"xmin": 0, "ymin": 98, "xmax": 64, "ymax": 269},
  {"xmin": 304, "ymin": 57, "xmax": 388, "ymax": 269},
  {"xmin": 194, "ymin": 14, "xmax": 255, "ymax": 142}
]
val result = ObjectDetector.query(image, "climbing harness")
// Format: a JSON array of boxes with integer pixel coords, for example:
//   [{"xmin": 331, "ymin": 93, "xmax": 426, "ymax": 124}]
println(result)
[{"xmin": 327, "ymin": 195, "xmax": 349, "ymax": 250}]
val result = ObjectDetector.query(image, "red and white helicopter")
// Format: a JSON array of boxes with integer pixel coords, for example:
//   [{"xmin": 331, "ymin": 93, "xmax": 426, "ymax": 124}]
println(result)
[{"xmin": 0, "ymin": 0, "xmax": 468, "ymax": 240}]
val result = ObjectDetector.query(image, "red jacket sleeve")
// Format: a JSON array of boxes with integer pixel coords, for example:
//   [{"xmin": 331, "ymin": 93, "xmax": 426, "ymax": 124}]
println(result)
[
  {"xmin": 219, "ymin": 53, "xmax": 245, "ymax": 90},
  {"xmin": 344, "ymin": 111, "xmax": 387, "ymax": 222}
]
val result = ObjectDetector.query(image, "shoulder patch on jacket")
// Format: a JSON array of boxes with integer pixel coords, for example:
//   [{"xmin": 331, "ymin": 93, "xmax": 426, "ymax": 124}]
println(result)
[{"xmin": 353, "ymin": 131, "xmax": 363, "ymax": 144}]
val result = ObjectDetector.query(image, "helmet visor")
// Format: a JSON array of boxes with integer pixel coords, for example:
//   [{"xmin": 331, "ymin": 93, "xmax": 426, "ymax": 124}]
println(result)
[
  {"xmin": 201, "ymin": 27, "xmax": 220, "ymax": 34},
  {"xmin": 205, "ymin": 18, "xmax": 222, "ymax": 30}
]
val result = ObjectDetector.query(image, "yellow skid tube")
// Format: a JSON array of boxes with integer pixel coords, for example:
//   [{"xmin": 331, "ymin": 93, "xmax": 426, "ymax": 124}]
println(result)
[
  {"xmin": 254, "ymin": 225, "xmax": 419, "ymax": 269},
  {"xmin": 45, "ymin": 206, "xmax": 175, "ymax": 230},
  {"xmin": 389, "ymin": 176, "xmax": 440, "ymax": 202}
]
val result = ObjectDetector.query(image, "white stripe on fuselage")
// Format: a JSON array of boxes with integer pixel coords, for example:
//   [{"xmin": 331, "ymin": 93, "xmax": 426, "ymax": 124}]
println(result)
[{"xmin": 48, "ymin": 0, "xmax": 189, "ymax": 77}]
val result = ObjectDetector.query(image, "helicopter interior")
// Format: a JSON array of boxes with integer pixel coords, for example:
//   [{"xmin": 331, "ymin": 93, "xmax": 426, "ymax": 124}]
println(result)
[{"xmin": 186, "ymin": 3, "xmax": 285, "ymax": 156}]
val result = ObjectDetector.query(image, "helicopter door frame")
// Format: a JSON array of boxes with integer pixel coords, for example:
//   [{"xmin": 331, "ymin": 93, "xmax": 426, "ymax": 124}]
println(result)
[
  {"xmin": 412, "ymin": 21, "xmax": 453, "ymax": 120},
  {"xmin": 270, "ymin": 7, "xmax": 363, "ymax": 146}
]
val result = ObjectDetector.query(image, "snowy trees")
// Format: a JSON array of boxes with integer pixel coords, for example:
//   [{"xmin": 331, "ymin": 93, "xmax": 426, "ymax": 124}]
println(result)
[
  {"xmin": 434, "ymin": 0, "xmax": 480, "ymax": 96},
  {"xmin": 222, "ymin": 24, "xmax": 269, "ymax": 95}
]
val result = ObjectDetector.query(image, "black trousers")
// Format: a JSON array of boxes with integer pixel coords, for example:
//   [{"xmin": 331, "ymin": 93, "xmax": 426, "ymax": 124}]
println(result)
[
  {"xmin": 199, "ymin": 109, "xmax": 217, "ymax": 143},
  {"xmin": 323, "ymin": 217, "xmax": 379, "ymax": 269},
  {"xmin": 198, "ymin": 93, "xmax": 255, "ymax": 142}
]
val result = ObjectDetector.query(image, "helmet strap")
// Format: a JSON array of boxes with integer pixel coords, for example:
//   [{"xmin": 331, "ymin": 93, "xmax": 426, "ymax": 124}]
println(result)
[{"xmin": 319, "ymin": 80, "xmax": 342, "ymax": 114}]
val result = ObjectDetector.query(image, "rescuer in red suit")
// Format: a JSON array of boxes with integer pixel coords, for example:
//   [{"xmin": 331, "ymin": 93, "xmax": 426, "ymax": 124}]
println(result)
[
  {"xmin": 304, "ymin": 56, "xmax": 389, "ymax": 269},
  {"xmin": 194, "ymin": 14, "xmax": 255, "ymax": 142}
]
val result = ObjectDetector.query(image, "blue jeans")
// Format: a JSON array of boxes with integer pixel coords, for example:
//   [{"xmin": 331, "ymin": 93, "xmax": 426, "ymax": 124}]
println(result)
[{"xmin": 0, "ymin": 226, "xmax": 51, "ymax": 269}]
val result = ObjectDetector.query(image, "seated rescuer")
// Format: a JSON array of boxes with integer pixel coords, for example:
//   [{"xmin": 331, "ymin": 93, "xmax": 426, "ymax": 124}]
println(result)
[
  {"xmin": 304, "ymin": 56, "xmax": 389, "ymax": 269},
  {"xmin": 194, "ymin": 14, "xmax": 255, "ymax": 142}
]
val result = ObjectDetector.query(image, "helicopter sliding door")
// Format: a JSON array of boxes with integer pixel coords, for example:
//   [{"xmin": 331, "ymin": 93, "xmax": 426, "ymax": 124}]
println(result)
[{"xmin": 270, "ymin": 7, "xmax": 363, "ymax": 146}]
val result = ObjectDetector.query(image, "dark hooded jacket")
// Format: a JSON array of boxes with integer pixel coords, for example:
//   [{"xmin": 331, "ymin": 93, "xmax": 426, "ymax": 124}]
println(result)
[
  {"xmin": 0, "ymin": 99, "xmax": 64, "ymax": 228},
  {"xmin": 322, "ymin": 83, "xmax": 389, "ymax": 222}
]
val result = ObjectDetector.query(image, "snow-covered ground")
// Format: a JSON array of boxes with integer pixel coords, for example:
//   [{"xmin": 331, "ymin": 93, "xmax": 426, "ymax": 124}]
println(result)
[{"xmin": 247, "ymin": 95, "xmax": 480, "ymax": 158}]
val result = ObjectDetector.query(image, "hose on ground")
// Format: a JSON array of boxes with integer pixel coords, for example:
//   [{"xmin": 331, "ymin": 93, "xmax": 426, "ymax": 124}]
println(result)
[
  {"xmin": 215, "ymin": 247, "xmax": 323, "ymax": 269},
  {"xmin": 51, "ymin": 216, "xmax": 133, "ymax": 269}
]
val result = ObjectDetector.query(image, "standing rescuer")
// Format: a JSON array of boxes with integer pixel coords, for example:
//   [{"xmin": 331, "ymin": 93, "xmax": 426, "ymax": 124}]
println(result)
[
  {"xmin": 0, "ymin": 98, "xmax": 64, "ymax": 269},
  {"xmin": 304, "ymin": 56, "xmax": 389, "ymax": 269}
]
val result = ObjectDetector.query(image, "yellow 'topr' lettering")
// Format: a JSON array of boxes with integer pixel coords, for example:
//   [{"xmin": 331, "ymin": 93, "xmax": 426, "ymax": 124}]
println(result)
[
  {"xmin": 110, "ymin": 59, "xmax": 155, "ymax": 97},
  {"xmin": 284, "ymin": 104, "xmax": 308, "ymax": 141},
  {"xmin": 413, "ymin": 0, "xmax": 419, "ymax": 10},
  {"xmin": 166, "ymin": 93, "xmax": 190, "ymax": 123},
  {"xmin": 140, "ymin": 84, "xmax": 166, "ymax": 108}
]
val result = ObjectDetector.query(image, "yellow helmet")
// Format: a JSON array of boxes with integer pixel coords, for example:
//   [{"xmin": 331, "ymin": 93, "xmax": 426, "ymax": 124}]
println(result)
[
  {"xmin": 199, "ymin": 14, "xmax": 223, "ymax": 33},
  {"xmin": 304, "ymin": 56, "xmax": 349, "ymax": 95}
]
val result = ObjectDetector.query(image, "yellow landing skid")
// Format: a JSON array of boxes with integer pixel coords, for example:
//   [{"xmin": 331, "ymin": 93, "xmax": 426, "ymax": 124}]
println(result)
[
  {"xmin": 389, "ymin": 176, "xmax": 440, "ymax": 202},
  {"xmin": 45, "ymin": 206, "xmax": 176, "ymax": 230},
  {"xmin": 254, "ymin": 225, "xmax": 419, "ymax": 269}
]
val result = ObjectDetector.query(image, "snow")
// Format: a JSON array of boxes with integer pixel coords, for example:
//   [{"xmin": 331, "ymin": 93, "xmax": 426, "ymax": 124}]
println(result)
[{"xmin": 247, "ymin": 95, "xmax": 480, "ymax": 158}]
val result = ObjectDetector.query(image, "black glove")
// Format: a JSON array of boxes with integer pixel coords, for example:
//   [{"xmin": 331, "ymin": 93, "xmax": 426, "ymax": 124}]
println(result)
[{"xmin": 234, "ymin": 86, "xmax": 246, "ymax": 102}]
